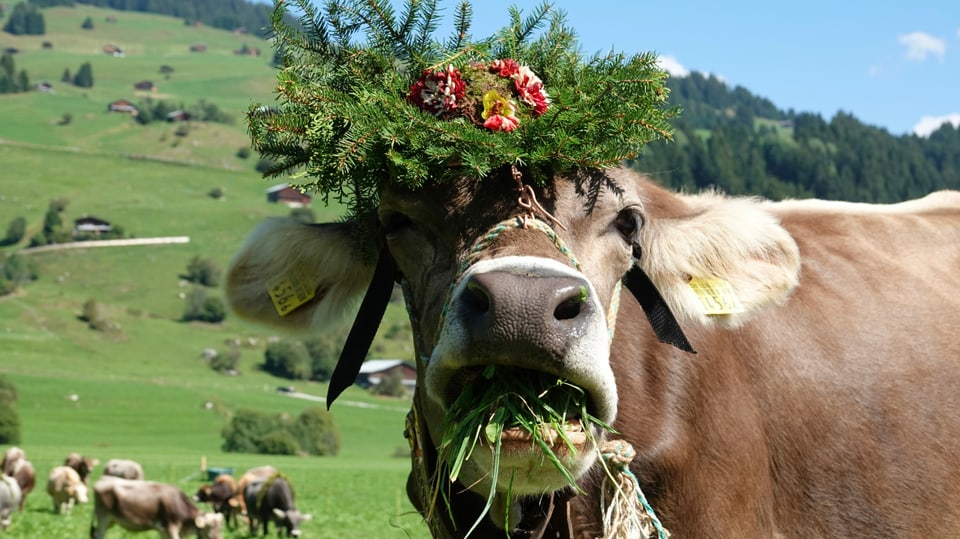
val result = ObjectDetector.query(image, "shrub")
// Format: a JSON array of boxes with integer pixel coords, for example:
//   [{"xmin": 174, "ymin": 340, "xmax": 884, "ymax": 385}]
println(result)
[
  {"xmin": 0, "ymin": 375, "xmax": 17, "ymax": 405},
  {"xmin": 182, "ymin": 288, "xmax": 226, "ymax": 323},
  {"xmin": 210, "ymin": 347, "xmax": 240, "ymax": 373},
  {"xmin": 371, "ymin": 369, "xmax": 408, "ymax": 398},
  {"xmin": 222, "ymin": 407, "xmax": 339, "ymax": 456},
  {"xmin": 258, "ymin": 430, "xmax": 300, "ymax": 455},
  {"xmin": 235, "ymin": 147, "xmax": 250, "ymax": 159},
  {"xmin": 304, "ymin": 335, "xmax": 342, "ymax": 382},
  {"xmin": 289, "ymin": 207, "xmax": 315, "ymax": 224},
  {"xmin": 184, "ymin": 256, "xmax": 220, "ymax": 287},
  {"xmin": 291, "ymin": 407, "xmax": 340, "ymax": 456},
  {"xmin": 264, "ymin": 340, "xmax": 311, "ymax": 380},
  {"xmin": 81, "ymin": 16, "xmax": 93, "ymax": 30},
  {"xmin": 1, "ymin": 216, "xmax": 26, "ymax": 246},
  {"xmin": 207, "ymin": 187, "xmax": 225, "ymax": 199},
  {"xmin": 0, "ymin": 403, "xmax": 20, "ymax": 445}
]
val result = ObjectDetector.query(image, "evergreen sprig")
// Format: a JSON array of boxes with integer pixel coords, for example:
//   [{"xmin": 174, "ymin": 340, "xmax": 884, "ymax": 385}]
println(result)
[{"xmin": 248, "ymin": 0, "xmax": 679, "ymax": 219}]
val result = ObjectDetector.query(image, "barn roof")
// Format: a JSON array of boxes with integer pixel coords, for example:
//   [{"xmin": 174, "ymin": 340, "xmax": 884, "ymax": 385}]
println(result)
[{"xmin": 358, "ymin": 359, "xmax": 413, "ymax": 374}]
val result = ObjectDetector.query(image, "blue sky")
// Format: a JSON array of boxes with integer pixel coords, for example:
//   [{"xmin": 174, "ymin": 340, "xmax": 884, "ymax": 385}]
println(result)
[
  {"xmin": 279, "ymin": 1, "xmax": 958, "ymax": 136},
  {"xmin": 445, "ymin": 1, "xmax": 960, "ymax": 137}
]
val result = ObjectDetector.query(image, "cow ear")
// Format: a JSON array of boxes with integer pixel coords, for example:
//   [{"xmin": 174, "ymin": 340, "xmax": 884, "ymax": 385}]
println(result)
[
  {"xmin": 641, "ymin": 193, "xmax": 801, "ymax": 327},
  {"xmin": 226, "ymin": 218, "xmax": 377, "ymax": 333},
  {"xmin": 194, "ymin": 515, "xmax": 206, "ymax": 529},
  {"xmin": 273, "ymin": 508, "xmax": 286, "ymax": 519}
]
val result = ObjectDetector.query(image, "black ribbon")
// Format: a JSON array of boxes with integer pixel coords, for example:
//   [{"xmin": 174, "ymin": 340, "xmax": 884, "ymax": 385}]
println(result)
[
  {"xmin": 326, "ymin": 248, "xmax": 397, "ymax": 409},
  {"xmin": 623, "ymin": 245, "xmax": 696, "ymax": 354}
]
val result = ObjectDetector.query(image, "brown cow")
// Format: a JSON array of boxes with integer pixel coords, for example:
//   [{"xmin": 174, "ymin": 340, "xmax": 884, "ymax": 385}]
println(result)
[
  {"xmin": 90, "ymin": 476, "xmax": 223, "ymax": 539},
  {"xmin": 1, "ymin": 448, "xmax": 33, "ymax": 511},
  {"xmin": 47, "ymin": 465, "xmax": 88, "ymax": 515},
  {"xmin": 226, "ymin": 166, "xmax": 960, "ymax": 537},
  {"xmin": 102, "ymin": 459, "xmax": 144, "ymax": 480},
  {"xmin": 194, "ymin": 474, "xmax": 238, "ymax": 528},
  {"xmin": 234, "ymin": 465, "xmax": 276, "ymax": 518},
  {"xmin": 64, "ymin": 452, "xmax": 98, "ymax": 484}
]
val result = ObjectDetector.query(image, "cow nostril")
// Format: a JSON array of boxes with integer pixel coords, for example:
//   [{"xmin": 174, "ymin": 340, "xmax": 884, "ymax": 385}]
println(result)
[
  {"xmin": 554, "ymin": 285, "xmax": 587, "ymax": 321},
  {"xmin": 464, "ymin": 278, "xmax": 491, "ymax": 314}
]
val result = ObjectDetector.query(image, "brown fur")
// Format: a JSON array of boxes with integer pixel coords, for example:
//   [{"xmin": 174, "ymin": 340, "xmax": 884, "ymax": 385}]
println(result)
[
  {"xmin": 91, "ymin": 476, "xmax": 223, "ymax": 539},
  {"xmin": 227, "ymin": 167, "xmax": 960, "ymax": 537}
]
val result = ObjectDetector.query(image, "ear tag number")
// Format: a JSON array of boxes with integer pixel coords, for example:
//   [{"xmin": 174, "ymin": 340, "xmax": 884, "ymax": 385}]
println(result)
[
  {"xmin": 688, "ymin": 277, "xmax": 744, "ymax": 316},
  {"xmin": 267, "ymin": 273, "xmax": 316, "ymax": 317}
]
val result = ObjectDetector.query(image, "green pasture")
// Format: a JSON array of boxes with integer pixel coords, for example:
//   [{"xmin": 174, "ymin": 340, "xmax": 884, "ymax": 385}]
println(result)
[
  {"xmin": 0, "ymin": 4, "xmax": 277, "ymax": 168},
  {"xmin": 0, "ymin": 144, "xmax": 423, "ymax": 537}
]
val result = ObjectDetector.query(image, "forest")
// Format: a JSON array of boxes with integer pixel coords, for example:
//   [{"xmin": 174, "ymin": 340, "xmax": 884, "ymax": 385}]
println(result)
[{"xmin": 634, "ymin": 72, "xmax": 960, "ymax": 202}]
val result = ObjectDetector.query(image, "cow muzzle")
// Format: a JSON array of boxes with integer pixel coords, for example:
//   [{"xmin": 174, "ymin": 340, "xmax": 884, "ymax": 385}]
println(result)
[{"xmin": 427, "ymin": 255, "xmax": 618, "ymax": 493}]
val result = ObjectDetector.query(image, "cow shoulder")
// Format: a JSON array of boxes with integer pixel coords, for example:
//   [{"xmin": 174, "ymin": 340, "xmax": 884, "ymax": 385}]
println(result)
[
  {"xmin": 226, "ymin": 218, "xmax": 376, "ymax": 332},
  {"xmin": 636, "ymin": 178, "xmax": 801, "ymax": 327}
]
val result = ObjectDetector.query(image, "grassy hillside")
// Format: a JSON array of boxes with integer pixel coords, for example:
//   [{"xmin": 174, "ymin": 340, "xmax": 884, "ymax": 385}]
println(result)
[
  {"xmin": 0, "ymin": 4, "xmax": 277, "ymax": 169},
  {"xmin": 0, "ymin": 5, "xmax": 427, "ymax": 538}
]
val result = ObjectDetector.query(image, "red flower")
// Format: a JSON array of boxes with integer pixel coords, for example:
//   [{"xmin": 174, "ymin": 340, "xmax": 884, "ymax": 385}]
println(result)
[
  {"xmin": 513, "ymin": 65, "xmax": 550, "ymax": 116},
  {"xmin": 483, "ymin": 114, "xmax": 520, "ymax": 132},
  {"xmin": 407, "ymin": 65, "xmax": 466, "ymax": 115},
  {"xmin": 489, "ymin": 58, "xmax": 520, "ymax": 78}
]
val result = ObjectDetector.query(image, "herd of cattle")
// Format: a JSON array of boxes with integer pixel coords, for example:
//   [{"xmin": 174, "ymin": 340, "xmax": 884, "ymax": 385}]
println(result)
[{"xmin": 0, "ymin": 447, "xmax": 311, "ymax": 537}]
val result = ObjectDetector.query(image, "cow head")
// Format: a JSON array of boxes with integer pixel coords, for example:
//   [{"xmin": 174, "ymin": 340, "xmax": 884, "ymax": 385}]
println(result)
[
  {"xmin": 271, "ymin": 508, "xmax": 311, "ymax": 537},
  {"xmin": 194, "ymin": 511, "xmax": 224, "ymax": 539},
  {"xmin": 226, "ymin": 166, "xmax": 800, "ymax": 533}
]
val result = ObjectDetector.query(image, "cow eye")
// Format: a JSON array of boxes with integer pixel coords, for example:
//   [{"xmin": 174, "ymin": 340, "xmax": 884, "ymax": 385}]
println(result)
[{"xmin": 614, "ymin": 207, "xmax": 643, "ymax": 242}]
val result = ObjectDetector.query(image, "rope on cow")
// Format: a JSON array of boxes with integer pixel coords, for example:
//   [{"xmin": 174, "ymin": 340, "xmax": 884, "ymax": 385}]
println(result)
[{"xmin": 599, "ymin": 440, "xmax": 669, "ymax": 539}]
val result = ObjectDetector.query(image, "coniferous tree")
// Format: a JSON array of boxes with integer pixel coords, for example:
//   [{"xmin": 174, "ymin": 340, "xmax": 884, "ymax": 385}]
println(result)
[{"xmin": 72, "ymin": 61, "xmax": 93, "ymax": 87}]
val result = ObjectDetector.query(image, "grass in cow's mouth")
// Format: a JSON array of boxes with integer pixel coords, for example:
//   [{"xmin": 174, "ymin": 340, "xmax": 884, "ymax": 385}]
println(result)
[{"xmin": 432, "ymin": 365, "xmax": 614, "ymax": 535}]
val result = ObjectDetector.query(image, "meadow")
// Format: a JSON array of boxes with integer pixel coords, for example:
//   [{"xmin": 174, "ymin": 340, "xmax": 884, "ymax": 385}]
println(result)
[{"xmin": 0, "ymin": 5, "xmax": 428, "ymax": 538}]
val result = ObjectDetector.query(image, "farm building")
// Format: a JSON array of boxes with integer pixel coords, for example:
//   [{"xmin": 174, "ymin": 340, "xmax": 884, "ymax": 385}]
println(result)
[
  {"xmin": 189, "ymin": 43, "xmax": 207, "ymax": 53},
  {"xmin": 133, "ymin": 80, "xmax": 156, "ymax": 91},
  {"xmin": 107, "ymin": 99, "xmax": 138, "ymax": 115},
  {"xmin": 73, "ymin": 216, "xmax": 111, "ymax": 235},
  {"xmin": 266, "ymin": 184, "xmax": 312, "ymax": 208},
  {"xmin": 356, "ymin": 359, "xmax": 417, "ymax": 390}
]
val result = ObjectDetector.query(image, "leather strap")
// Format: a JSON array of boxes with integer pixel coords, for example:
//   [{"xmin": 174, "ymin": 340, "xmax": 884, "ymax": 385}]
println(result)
[{"xmin": 326, "ymin": 248, "xmax": 397, "ymax": 408}]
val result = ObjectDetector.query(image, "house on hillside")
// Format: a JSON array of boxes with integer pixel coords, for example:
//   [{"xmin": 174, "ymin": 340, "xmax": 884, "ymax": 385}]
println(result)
[
  {"xmin": 34, "ymin": 81, "xmax": 53, "ymax": 93},
  {"xmin": 133, "ymin": 80, "xmax": 156, "ymax": 92},
  {"xmin": 107, "ymin": 99, "xmax": 138, "ymax": 115},
  {"xmin": 265, "ymin": 184, "xmax": 312, "ymax": 208},
  {"xmin": 189, "ymin": 43, "xmax": 207, "ymax": 53},
  {"xmin": 356, "ymin": 359, "xmax": 417, "ymax": 390},
  {"xmin": 73, "ymin": 216, "xmax": 111, "ymax": 236},
  {"xmin": 166, "ymin": 110, "xmax": 191, "ymax": 122}
]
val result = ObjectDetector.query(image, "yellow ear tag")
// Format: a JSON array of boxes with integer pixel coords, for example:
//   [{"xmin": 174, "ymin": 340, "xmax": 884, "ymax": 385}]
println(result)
[
  {"xmin": 266, "ymin": 272, "xmax": 316, "ymax": 317},
  {"xmin": 688, "ymin": 277, "xmax": 745, "ymax": 316}
]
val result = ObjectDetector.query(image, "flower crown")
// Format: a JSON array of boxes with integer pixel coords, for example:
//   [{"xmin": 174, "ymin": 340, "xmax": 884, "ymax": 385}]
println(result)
[
  {"xmin": 409, "ymin": 59, "xmax": 550, "ymax": 133},
  {"xmin": 247, "ymin": 0, "xmax": 679, "ymax": 223}
]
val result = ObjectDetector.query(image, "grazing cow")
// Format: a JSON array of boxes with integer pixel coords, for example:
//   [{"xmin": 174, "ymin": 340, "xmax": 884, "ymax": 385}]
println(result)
[
  {"xmin": 227, "ymin": 165, "xmax": 960, "ymax": 537},
  {"xmin": 0, "ymin": 447, "xmax": 24, "ymax": 476},
  {"xmin": 234, "ymin": 465, "xmax": 276, "ymax": 517},
  {"xmin": 7, "ymin": 459, "xmax": 34, "ymax": 511},
  {"xmin": 242, "ymin": 475, "xmax": 310, "ymax": 537},
  {"xmin": 64, "ymin": 452, "xmax": 98, "ymax": 484},
  {"xmin": 47, "ymin": 465, "xmax": 88, "ymax": 515},
  {"xmin": 90, "ymin": 476, "xmax": 224, "ymax": 539},
  {"xmin": 194, "ymin": 474, "xmax": 238, "ymax": 528},
  {"xmin": 0, "ymin": 475, "xmax": 21, "ymax": 530},
  {"xmin": 102, "ymin": 459, "xmax": 144, "ymax": 480},
  {"xmin": 1, "ymin": 448, "xmax": 33, "ymax": 512}
]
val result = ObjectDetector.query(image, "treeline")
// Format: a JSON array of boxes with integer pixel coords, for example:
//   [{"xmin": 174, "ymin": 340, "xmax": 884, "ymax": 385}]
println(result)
[
  {"xmin": 0, "ymin": 54, "xmax": 30, "ymax": 94},
  {"xmin": 63, "ymin": 0, "xmax": 275, "ymax": 37},
  {"xmin": 3, "ymin": 2, "xmax": 45, "ymax": 35},
  {"xmin": 634, "ymin": 72, "xmax": 960, "ymax": 203}
]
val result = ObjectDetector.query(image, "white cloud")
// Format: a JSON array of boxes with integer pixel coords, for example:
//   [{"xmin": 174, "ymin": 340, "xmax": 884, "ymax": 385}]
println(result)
[
  {"xmin": 913, "ymin": 114, "xmax": 960, "ymax": 137},
  {"xmin": 899, "ymin": 32, "xmax": 946, "ymax": 61},
  {"xmin": 657, "ymin": 55, "xmax": 689, "ymax": 77}
]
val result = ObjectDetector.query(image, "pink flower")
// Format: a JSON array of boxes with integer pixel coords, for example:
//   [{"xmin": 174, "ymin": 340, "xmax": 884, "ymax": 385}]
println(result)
[
  {"xmin": 513, "ymin": 65, "xmax": 550, "ymax": 116},
  {"xmin": 407, "ymin": 65, "xmax": 466, "ymax": 115}
]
